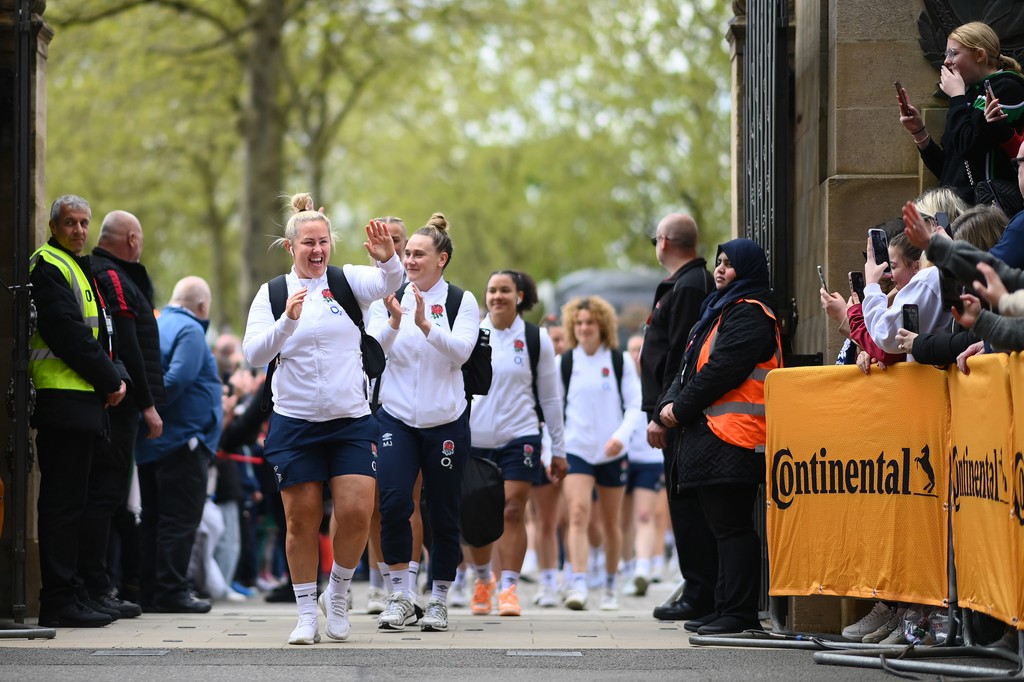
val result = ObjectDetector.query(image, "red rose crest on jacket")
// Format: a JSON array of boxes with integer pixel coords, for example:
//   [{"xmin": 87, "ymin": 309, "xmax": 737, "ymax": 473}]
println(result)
[
  {"xmin": 430, "ymin": 303, "xmax": 444, "ymax": 319},
  {"xmin": 514, "ymin": 339, "xmax": 525, "ymax": 353}
]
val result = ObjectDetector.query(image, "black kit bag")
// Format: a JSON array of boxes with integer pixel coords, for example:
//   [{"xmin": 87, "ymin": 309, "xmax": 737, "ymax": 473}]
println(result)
[{"xmin": 459, "ymin": 455, "xmax": 504, "ymax": 548}]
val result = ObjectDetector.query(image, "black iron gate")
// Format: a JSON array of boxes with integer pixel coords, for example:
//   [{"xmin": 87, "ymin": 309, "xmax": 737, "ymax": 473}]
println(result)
[{"xmin": 741, "ymin": 0, "xmax": 791, "ymax": 622}]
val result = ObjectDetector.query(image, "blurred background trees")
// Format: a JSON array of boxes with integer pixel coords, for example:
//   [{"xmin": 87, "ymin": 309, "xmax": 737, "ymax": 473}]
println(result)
[{"xmin": 47, "ymin": 0, "xmax": 732, "ymax": 332}]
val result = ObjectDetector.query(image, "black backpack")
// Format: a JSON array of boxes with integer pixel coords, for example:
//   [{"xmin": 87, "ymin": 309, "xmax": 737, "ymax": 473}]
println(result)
[
  {"xmin": 260, "ymin": 265, "xmax": 386, "ymax": 411},
  {"xmin": 395, "ymin": 282, "xmax": 492, "ymax": 399},
  {"xmin": 560, "ymin": 347, "xmax": 625, "ymax": 413}
]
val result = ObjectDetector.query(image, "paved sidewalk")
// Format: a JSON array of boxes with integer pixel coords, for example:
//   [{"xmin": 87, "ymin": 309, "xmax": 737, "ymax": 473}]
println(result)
[{"xmin": 0, "ymin": 578, "xmax": 693, "ymax": 650}]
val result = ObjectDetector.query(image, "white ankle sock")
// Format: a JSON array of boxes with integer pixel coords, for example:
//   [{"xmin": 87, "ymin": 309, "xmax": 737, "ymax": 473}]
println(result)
[
  {"xmin": 293, "ymin": 581, "xmax": 318, "ymax": 618},
  {"xmin": 499, "ymin": 571, "xmax": 519, "ymax": 592},
  {"xmin": 328, "ymin": 562, "xmax": 355, "ymax": 599},
  {"xmin": 431, "ymin": 581, "xmax": 451, "ymax": 603}
]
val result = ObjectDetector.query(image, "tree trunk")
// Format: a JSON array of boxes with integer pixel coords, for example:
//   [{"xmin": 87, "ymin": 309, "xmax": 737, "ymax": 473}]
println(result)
[{"xmin": 239, "ymin": 0, "xmax": 286, "ymax": 314}]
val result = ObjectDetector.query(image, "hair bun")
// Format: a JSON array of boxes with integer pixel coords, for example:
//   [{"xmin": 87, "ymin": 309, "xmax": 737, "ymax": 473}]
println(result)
[
  {"xmin": 290, "ymin": 192, "xmax": 315, "ymax": 214},
  {"xmin": 427, "ymin": 212, "xmax": 448, "ymax": 233}
]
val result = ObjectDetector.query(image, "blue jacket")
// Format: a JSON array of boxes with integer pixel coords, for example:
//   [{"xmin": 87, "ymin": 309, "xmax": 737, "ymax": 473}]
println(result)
[{"xmin": 136, "ymin": 305, "xmax": 222, "ymax": 465}]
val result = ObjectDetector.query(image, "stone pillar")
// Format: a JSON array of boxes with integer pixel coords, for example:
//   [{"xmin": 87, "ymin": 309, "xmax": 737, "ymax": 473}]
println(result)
[
  {"xmin": 0, "ymin": 0, "xmax": 52, "ymax": 618},
  {"xmin": 793, "ymin": 0, "xmax": 935, "ymax": 361}
]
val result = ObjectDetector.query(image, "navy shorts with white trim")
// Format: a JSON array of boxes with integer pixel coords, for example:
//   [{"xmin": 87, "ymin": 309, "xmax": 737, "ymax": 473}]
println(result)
[{"xmin": 263, "ymin": 411, "xmax": 378, "ymax": 490}]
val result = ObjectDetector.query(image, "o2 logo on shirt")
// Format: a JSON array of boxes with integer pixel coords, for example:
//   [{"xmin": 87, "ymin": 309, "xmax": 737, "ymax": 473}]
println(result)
[
  {"xmin": 441, "ymin": 439, "xmax": 455, "ymax": 470},
  {"xmin": 322, "ymin": 288, "xmax": 342, "ymax": 316}
]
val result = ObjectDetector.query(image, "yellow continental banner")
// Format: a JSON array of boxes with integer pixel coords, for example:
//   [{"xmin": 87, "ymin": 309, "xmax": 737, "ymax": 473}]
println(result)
[
  {"xmin": 949, "ymin": 353, "xmax": 1017, "ymax": 627},
  {"xmin": 765, "ymin": 363, "xmax": 949, "ymax": 606},
  {"xmin": 1008, "ymin": 355, "xmax": 1024, "ymax": 630}
]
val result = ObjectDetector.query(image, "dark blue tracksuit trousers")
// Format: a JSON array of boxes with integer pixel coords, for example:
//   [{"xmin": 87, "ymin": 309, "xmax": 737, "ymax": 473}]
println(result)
[{"xmin": 376, "ymin": 408, "xmax": 469, "ymax": 582}]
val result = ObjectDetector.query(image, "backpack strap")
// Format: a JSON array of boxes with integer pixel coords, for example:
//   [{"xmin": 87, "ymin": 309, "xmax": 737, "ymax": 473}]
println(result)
[
  {"xmin": 560, "ymin": 348, "xmax": 573, "ymax": 411},
  {"xmin": 524, "ymin": 321, "xmax": 542, "ymax": 423},
  {"xmin": 611, "ymin": 349, "xmax": 625, "ymax": 413},
  {"xmin": 445, "ymin": 283, "xmax": 463, "ymax": 330},
  {"xmin": 260, "ymin": 274, "xmax": 289, "ymax": 412},
  {"xmin": 325, "ymin": 265, "xmax": 367, "ymax": 332}
]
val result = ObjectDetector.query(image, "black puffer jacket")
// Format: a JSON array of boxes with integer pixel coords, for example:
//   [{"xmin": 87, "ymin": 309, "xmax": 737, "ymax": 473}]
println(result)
[
  {"xmin": 661, "ymin": 293, "xmax": 778, "ymax": 488},
  {"xmin": 91, "ymin": 246, "xmax": 165, "ymax": 410}
]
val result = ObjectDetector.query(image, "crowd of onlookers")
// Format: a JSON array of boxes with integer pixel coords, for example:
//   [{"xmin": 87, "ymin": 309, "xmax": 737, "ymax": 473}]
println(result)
[{"xmin": 819, "ymin": 20, "xmax": 1024, "ymax": 647}]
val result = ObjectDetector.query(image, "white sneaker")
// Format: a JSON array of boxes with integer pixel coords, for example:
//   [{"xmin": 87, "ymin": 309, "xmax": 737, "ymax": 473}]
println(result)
[
  {"xmin": 318, "ymin": 591, "xmax": 350, "ymax": 641},
  {"xmin": 622, "ymin": 575, "xmax": 639, "ymax": 597},
  {"xmin": 533, "ymin": 584, "xmax": 559, "ymax": 608},
  {"xmin": 420, "ymin": 598, "xmax": 449, "ymax": 632},
  {"xmin": 223, "ymin": 589, "xmax": 247, "ymax": 602},
  {"xmin": 449, "ymin": 582, "xmax": 469, "ymax": 608},
  {"xmin": 863, "ymin": 607, "xmax": 906, "ymax": 643},
  {"xmin": 366, "ymin": 586, "xmax": 387, "ymax": 615},
  {"xmin": 288, "ymin": 613, "xmax": 320, "ymax": 645},
  {"xmin": 599, "ymin": 590, "xmax": 619, "ymax": 611},
  {"xmin": 377, "ymin": 592, "xmax": 416, "ymax": 631},
  {"xmin": 842, "ymin": 602, "xmax": 894, "ymax": 642},
  {"xmin": 880, "ymin": 624, "xmax": 908, "ymax": 645},
  {"xmin": 564, "ymin": 588, "xmax": 587, "ymax": 611},
  {"xmin": 632, "ymin": 574, "xmax": 649, "ymax": 597}
]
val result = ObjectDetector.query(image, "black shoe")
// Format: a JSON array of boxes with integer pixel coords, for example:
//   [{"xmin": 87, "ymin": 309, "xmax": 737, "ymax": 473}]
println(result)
[
  {"xmin": 696, "ymin": 615, "xmax": 763, "ymax": 635},
  {"xmin": 683, "ymin": 611, "xmax": 719, "ymax": 632},
  {"xmin": 91, "ymin": 592, "xmax": 142, "ymax": 619},
  {"xmin": 80, "ymin": 596, "xmax": 120, "ymax": 621},
  {"xmin": 149, "ymin": 594, "xmax": 212, "ymax": 614},
  {"xmin": 265, "ymin": 582, "xmax": 296, "ymax": 603},
  {"xmin": 38, "ymin": 601, "xmax": 113, "ymax": 628},
  {"xmin": 653, "ymin": 599, "xmax": 707, "ymax": 621}
]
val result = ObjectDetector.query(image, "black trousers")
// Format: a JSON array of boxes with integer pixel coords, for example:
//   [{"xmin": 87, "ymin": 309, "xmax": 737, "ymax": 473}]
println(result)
[
  {"xmin": 79, "ymin": 406, "xmax": 139, "ymax": 596},
  {"xmin": 138, "ymin": 443, "xmax": 209, "ymax": 605},
  {"xmin": 694, "ymin": 482, "xmax": 761, "ymax": 620},
  {"xmin": 35, "ymin": 427, "xmax": 103, "ymax": 609},
  {"xmin": 662, "ymin": 430, "xmax": 718, "ymax": 610}
]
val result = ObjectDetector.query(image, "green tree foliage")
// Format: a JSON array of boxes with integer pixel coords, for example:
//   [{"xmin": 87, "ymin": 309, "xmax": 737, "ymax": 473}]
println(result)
[{"xmin": 46, "ymin": 0, "xmax": 732, "ymax": 331}]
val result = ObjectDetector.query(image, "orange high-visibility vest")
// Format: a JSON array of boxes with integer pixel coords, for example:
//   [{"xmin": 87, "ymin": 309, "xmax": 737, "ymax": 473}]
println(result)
[{"xmin": 696, "ymin": 299, "xmax": 782, "ymax": 452}]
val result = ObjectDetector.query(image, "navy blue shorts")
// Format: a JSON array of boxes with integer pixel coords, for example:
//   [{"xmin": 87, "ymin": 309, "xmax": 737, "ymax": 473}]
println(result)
[
  {"xmin": 472, "ymin": 435, "xmax": 542, "ymax": 483},
  {"xmin": 566, "ymin": 454, "xmax": 628, "ymax": 488},
  {"xmin": 626, "ymin": 461, "xmax": 664, "ymax": 493},
  {"xmin": 263, "ymin": 412, "xmax": 378, "ymax": 490}
]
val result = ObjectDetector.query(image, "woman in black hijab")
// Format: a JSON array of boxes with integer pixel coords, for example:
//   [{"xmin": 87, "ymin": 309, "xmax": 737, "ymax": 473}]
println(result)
[{"xmin": 658, "ymin": 238, "xmax": 782, "ymax": 635}]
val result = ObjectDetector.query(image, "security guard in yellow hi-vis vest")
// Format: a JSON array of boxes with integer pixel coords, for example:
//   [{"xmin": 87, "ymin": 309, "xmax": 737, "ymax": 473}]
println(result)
[
  {"xmin": 30, "ymin": 195, "xmax": 128, "ymax": 628},
  {"xmin": 658, "ymin": 238, "xmax": 782, "ymax": 637}
]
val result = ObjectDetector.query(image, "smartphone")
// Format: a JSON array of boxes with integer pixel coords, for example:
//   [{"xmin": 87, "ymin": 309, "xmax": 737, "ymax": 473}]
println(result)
[
  {"xmin": 849, "ymin": 271, "xmax": 866, "ymax": 302},
  {"xmin": 895, "ymin": 81, "xmax": 911, "ymax": 116},
  {"xmin": 985, "ymin": 79, "xmax": 995, "ymax": 101},
  {"xmin": 935, "ymin": 211, "xmax": 951, "ymax": 236},
  {"xmin": 868, "ymin": 228, "xmax": 889, "ymax": 266},
  {"xmin": 901, "ymin": 304, "xmax": 920, "ymax": 335},
  {"xmin": 816, "ymin": 265, "xmax": 828, "ymax": 291}
]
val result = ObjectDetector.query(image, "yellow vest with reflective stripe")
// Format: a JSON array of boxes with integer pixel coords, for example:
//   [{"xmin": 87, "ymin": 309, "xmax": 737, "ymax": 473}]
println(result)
[
  {"xmin": 29, "ymin": 243, "xmax": 100, "ymax": 393},
  {"xmin": 696, "ymin": 299, "xmax": 782, "ymax": 452}
]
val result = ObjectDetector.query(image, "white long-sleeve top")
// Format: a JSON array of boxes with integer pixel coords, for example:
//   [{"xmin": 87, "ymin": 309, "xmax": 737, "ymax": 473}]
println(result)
[
  {"xmin": 627, "ymin": 419, "xmax": 664, "ymax": 465},
  {"xmin": 561, "ymin": 344, "xmax": 644, "ymax": 465},
  {"xmin": 242, "ymin": 257, "xmax": 404, "ymax": 421},
  {"xmin": 469, "ymin": 314, "xmax": 566, "ymax": 457},
  {"xmin": 862, "ymin": 266, "xmax": 951, "ymax": 358},
  {"xmin": 367, "ymin": 279, "xmax": 479, "ymax": 428}
]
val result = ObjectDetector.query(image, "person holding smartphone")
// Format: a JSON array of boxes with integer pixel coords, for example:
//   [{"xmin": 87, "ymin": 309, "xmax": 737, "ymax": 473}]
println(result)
[
  {"xmin": 897, "ymin": 21, "xmax": 1024, "ymax": 210},
  {"xmin": 862, "ymin": 229, "xmax": 951, "ymax": 360}
]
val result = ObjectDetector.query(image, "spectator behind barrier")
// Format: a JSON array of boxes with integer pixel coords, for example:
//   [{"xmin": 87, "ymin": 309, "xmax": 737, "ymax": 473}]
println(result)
[
  {"xmin": 898, "ymin": 21, "xmax": 1024, "ymax": 210},
  {"xmin": 897, "ymin": 204, "xmax": 1008, "ymax": 366}
]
